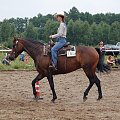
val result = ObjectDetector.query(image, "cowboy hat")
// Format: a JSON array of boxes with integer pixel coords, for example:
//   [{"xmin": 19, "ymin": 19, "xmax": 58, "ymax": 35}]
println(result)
[{"xmin": 54, "ymin": 11, "xmax": 65, "ymax": 17}]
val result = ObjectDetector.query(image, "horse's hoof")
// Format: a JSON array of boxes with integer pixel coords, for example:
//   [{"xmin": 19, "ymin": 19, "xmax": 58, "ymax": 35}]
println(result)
[
  {"xmin": 51, "ymin": 99, "xmax": 55, "ymax": 103},
  {"xmin": 33, "ymin": 96, "xmax": 43, "ymax": 101},
  {"xmin": 51, "ymin": 98, "xmax": 57, "ymax": 103},
  {"xmin": 38, "ymin": 97, "xmax": 43, "ymax": 100},
  {"xmin": 97, "ymin": 96, "xmax": 102, "ymax": 101},
  {"xmin": 83, "ymin": 96, "xmax": 88, "ymax": 102}
]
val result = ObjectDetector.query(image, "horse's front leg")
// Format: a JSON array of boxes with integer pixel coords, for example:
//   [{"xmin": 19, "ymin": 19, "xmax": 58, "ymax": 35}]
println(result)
[
  {"xmin": 32, "ymin": 74, "xmax": 44, "ymax": 99},
  {"xmin": 47, "ymin": 71, "xmax": 57, "ymax": 103}
]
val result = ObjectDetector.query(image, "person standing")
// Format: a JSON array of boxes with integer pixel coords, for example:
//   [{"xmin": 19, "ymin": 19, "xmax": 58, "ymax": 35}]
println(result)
[
  {"xmin": 20, "ymin": 51, "xmax": 25, "ymax": 62},
  {"xmin": 99, "ymin": 41, "xmax": 105, "ymax": 72},
  {"xmin": 49, "ymin": 11, "xmax": 67, "ymax": 70}
]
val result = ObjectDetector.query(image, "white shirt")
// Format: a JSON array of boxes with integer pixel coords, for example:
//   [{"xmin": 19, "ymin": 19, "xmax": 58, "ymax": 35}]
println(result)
[{"xmin": 52, "ymin": 22, "xmax": 67, "ymax": 38}]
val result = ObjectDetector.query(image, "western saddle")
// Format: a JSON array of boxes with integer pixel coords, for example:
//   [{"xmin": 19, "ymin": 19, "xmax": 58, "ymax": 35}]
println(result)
[{"xmin": 43, "ymin": 42, "xmax": 75, "ymax": 56}]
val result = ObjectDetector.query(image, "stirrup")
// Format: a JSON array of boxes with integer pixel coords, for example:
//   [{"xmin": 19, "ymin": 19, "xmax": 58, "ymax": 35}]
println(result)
[{"xmin": 49, "ymin": 64, "xmax": 57, "ymax": 71}]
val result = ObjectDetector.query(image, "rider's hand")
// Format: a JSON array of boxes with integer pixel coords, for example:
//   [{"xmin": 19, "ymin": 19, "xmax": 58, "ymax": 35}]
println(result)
[{"xmin": 49, "ymin": 35, "xmax": 52, "ymax": 39}]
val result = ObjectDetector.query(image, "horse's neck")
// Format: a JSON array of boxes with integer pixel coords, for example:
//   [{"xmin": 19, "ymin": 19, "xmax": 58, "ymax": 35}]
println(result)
[{"xmin": 22, "ymin": 40, "xmax": 43, "ymax": 61}]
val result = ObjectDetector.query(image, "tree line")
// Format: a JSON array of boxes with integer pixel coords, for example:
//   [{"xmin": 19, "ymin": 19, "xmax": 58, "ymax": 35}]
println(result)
[{"xmin": 0, "ymin": 7, "xmax": 120, "ymax": 47}]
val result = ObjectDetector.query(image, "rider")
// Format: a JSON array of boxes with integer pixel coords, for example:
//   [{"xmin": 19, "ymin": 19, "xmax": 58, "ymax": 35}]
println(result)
[{"xmin": 49, "ymin": 11, "xmax": 67, "ymax": 69}]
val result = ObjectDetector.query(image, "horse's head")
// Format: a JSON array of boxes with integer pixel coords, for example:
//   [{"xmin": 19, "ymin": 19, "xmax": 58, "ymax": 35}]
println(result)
[{"xmin": 9, "ymin": 37, "xmax": 24, "ymax": 60}]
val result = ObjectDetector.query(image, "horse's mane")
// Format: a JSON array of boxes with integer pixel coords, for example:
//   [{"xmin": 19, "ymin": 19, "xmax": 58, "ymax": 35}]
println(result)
[
  {"xmin": 15, "ymin": 38, "xmax": 45, "ymax": 50},
  {"xmin": 24, "ymin": 39, "xmax": 45, "ymax": 46}
]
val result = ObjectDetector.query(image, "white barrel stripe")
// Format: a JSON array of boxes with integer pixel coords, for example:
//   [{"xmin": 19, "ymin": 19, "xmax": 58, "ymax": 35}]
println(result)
[
  {"xmin": 35, "ymin": 85, "xmax": 39, "ymax": 87},
  {"xmin": 36, "ymin": 90, "xmax": 40, "ymax": 92}
]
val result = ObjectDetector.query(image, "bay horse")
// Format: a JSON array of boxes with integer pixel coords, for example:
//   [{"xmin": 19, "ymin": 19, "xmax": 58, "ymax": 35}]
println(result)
[{"xmin": 8, "ymin": 37, "xmax": 103, "ymax": 102}]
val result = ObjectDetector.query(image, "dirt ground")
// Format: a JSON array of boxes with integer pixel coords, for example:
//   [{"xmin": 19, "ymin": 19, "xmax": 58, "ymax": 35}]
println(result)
[{"xmin": 0, "ymin": 70, "xmax": 120, "ymax": 120}]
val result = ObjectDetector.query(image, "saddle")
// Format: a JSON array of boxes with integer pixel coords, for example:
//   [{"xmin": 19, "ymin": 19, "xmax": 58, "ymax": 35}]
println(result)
[{"xmin": 43, "ymin": 42, "xmax": 76, "ymax": 57}]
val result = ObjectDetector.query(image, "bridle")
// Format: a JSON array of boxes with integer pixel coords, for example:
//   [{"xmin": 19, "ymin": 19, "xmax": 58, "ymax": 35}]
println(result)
[{"xmin": 10, "ymin": 40, "xmax": 19, "ymax": 59}]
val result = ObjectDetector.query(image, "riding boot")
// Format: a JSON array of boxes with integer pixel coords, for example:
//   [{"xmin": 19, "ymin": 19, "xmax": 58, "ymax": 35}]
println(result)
[{"xmin": 49, "ymin": 63, "xmax": 57, "ymax": 71}]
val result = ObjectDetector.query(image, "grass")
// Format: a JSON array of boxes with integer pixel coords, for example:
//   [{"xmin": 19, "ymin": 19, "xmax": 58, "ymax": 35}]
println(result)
[{"xmin": 0, "ymin": 53, "xmax": 35, "ymax": 70}]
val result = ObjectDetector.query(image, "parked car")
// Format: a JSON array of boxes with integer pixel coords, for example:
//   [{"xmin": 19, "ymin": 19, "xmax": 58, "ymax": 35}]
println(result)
[
  {"xmin": 104, "ymin": 44, "xmax": 119, "ymax": 50},
  {"xmin": 104, "ymin": 44, "xmax": 119, "ymax": 56},
  {"xmin": 116, "ymin": 42, "xmax": 120, "ymax": 49}
]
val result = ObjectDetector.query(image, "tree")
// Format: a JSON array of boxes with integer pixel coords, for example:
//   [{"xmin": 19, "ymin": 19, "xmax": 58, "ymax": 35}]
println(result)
[
  {"xmin": 67, "ymin": 19, "xmax": 74, "ymax": 44},
  {"xmin": 44, "ymin": 19, "xmax": 58, "ymax": 42},
  {"xmin": 109, "ymin": 21, "xmax": 120, "ymax": 43},
  {"xmin": 10, "ymin": 23, "xmax": 16, "ymax": 37},
  {"xmin": 68, "ymin": 7, "xmax": 80, "ymax": 21},
  {"xmin": 30, "ymin": 14, "xmax": 43, "ymax": 27},
  {"xmin": 15, "ymin": 18, "xmax": 26, "ymax": 34},
  {"xmin": 81, "ymin": 21, "xmax": 91, "ymax": 45},
  {"xmin": 84, "ymin": 12, "xmax": 93, "ymax": 24},
  {"xmin": 24, "ymin": 23, "xmax": 38, "ymax": 40},
  {"xmin": 98, "ymin": 21, "xmax": 110, "ymax": 43},
  {"xmin": 37, "ymin": 26, "xmax": 45, "ymax": 41},
  {"xmin": 1, "ymin": 20, "xmax": 11, "ymax": 43},
  {"xmin": 90, "ymin": 22, "xmax": 99, "ymax": 45},
  {"xmin": 72, "ymin": 20, "xmax": 83, "ymax": 45},
  {"xmin": 105, "ymin": 13, "xmax": 117, "ymax": 25},
  {"xmin": 0, "ymin": 25, "xmax": 2, "ymax": 43}
]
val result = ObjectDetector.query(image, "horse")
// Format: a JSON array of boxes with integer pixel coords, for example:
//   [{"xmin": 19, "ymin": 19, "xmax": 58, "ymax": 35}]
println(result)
[{"xmin": 8, "ymin": 37, "xmax": 103, "ymax": 102}]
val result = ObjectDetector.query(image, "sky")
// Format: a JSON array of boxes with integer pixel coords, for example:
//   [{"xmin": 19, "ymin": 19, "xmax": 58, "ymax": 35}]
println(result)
[{"xmin": 0, "ymin": 0, "xmax": 120, "ymax": 21}]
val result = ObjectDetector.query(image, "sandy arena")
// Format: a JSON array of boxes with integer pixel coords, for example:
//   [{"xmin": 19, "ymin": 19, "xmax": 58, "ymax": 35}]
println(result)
[{"xmin": 0, "ymin": 70, "xmax": 120, "ymax": 120}]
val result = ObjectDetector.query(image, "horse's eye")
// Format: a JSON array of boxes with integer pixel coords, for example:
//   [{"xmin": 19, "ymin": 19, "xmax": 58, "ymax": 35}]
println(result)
[{"xmin": 13, "ymin": 44, "xmax": 15, "ymax": 48}]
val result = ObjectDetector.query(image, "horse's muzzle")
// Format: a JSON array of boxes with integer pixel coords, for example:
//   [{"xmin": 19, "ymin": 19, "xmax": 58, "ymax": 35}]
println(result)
[{"xmin": 8, "ymin": 54, "xmax": 15, "ymax": 61}]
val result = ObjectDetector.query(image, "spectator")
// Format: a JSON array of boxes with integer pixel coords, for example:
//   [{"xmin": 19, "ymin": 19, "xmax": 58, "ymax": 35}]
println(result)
[
  {"xmin": 114, "ymin": 56, "xmax": 120, "ymax": 65},
  {"xmin": 99, "ymin": 41, "xmax": 105, "ymax": 72},
  {"xmin": 20, "ymin": 51, "xmax": 25, "ymax": 62},
  {"xmin": 99, "ymin": 41, "xmax": 105, "ymax": 54},
  {"xmin": 25, "ymin": 53, "xmax": 29, "ymax": 64},
  {"xmin": 2, "ymin": 53, "xmax": 10, "ymax": 65},
  {"xmin": 107, "ymin": 55, "xmax": 115, "ymax": 66}
]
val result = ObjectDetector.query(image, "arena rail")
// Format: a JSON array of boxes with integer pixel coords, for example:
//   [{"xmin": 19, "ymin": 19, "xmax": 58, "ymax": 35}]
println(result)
[{"xmin": 0, "ymin": 49, "xmax": 12, "ymax": 52}]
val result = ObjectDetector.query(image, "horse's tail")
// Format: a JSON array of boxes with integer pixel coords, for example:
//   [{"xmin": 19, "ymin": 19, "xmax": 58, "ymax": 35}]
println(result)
[
  {"xmin": 95, "ymin": 48, "xmax": 111, "ymax": 73},
  {"xmin": 95, "ymin": 48, "xmax": 102, "ymax": 71}
]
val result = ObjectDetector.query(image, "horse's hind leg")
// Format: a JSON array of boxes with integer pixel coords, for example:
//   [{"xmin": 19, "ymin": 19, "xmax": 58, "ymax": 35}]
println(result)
[
  {"xmin": 83, "ymin": 76, "xmax": 95, "ymax": 101},
  {"xmin": 83, "ymin": 67, "xmax": 102, "ymax": 101},
  {"xmin": 94, "ymin": 75, "xmax": 102, "ymax": 100},
  {"xmin": 47, "ymin": 71, "xmax": 57, "ymax": 103}
]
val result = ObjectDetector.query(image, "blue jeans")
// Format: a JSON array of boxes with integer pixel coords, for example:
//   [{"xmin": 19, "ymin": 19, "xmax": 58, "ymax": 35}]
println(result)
[
  {"xmin": 20, "ymin": 54, "xmax": 25, "ymax": 61},
  {"xmin": 51, "ymin": 37, "xmax": 66, "ymax": 65}
]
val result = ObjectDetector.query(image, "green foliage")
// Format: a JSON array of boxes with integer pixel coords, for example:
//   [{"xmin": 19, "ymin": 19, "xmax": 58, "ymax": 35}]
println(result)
[
  {"xmin": 67, "ymin": 19, "xmax": 74, "ymax": 44},
  {"xmin": 44, "ymin": 19, "xmax": 58, "ymax": 42},
  {"xmin": 15, "ymin": 18, "xmax": 26, "ymax": 34},
  {"xmin": 81, "ymin": 21, "xmax": 91, "ymax": 45},
  {"xmin": 73, "ymin": 20, "xmax": 83, "ymax": 44},
  {"xmin": 24, "ymin": 22, "xmax": 38, "ymax": 40},
  {"xmin": 109, "ymin": 21, "xmax": 120, "ymax": 43},
  {"xmin": 1, "ymin": 20, "xmax": 11, "ymax": 42},
  {"xmin": 100, "ymin": 22, "xmax": 110, "ymax": 42},
  {"xmin": 69, "ymin": 7, "xmax": 80, "ymax": 21},
  {"xmin": 0, "ymin": 53, "xmax": 35, "ymax": 70},
  {"xmin": 10, "ymin": 23, "xmax": 16, "ymax": 37}
]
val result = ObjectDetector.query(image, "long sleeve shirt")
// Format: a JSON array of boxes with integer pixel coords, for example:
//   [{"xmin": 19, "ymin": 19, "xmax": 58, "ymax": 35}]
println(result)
[{"xmin": 51, "ymin": 22, "xmax": 67, "ymax": 39}]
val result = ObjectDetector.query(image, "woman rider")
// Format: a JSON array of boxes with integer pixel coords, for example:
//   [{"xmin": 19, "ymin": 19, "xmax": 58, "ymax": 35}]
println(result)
[{"xmin": 49, "ymin": 11, "xmax": 67, "ymax": 70}]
